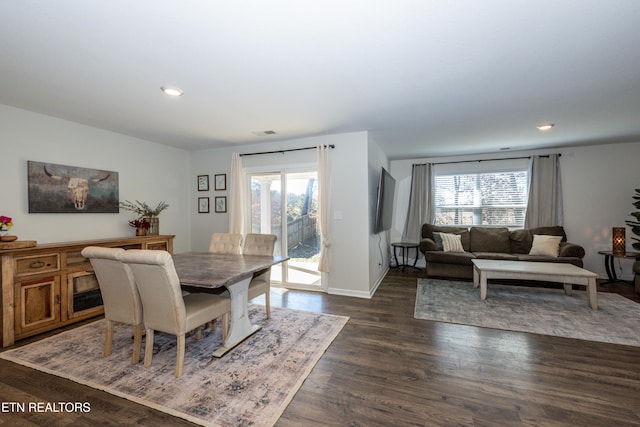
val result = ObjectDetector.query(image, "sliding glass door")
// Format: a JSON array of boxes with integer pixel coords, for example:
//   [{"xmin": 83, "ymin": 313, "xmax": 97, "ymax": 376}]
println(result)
[{"xmin": 248, "ymin": 169, "xmax": 321, "ymax": 289}]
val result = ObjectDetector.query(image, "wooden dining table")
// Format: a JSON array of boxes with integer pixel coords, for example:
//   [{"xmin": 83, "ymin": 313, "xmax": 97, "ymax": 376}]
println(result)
[{"xmin": 172, "ymin": 252, "xmax": 288, "ymax": 357}]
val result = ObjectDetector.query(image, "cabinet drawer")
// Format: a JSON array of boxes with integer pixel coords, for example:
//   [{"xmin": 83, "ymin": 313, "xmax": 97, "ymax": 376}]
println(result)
[{"xmin": 15, "ymin": 253, "xmax": 61, "ymax": 277}]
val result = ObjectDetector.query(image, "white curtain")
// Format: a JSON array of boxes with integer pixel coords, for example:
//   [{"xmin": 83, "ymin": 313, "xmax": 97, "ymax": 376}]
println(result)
[
  {"xmin": 524, "ymin": 154, "xmax": 563, "ymax": 228},
  {"xmin": 402, "ymin": 163, "xmax": 432, "ymax": 243},
  {"xmin": 229, "ymin": 153, "xmax": 245, "ymax": 235},
  {"xmin": 317, "ymin": 145, "xmax": 331, "ymax": 272}
]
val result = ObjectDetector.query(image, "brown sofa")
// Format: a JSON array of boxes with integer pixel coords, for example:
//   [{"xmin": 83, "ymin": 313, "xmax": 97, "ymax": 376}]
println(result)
[{"xmin": 419, "ymin": 224, "xmax": 586, "ymax": 280}]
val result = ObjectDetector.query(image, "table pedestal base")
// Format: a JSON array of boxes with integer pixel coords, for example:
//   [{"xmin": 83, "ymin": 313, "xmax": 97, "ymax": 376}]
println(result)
[{"xmin": 213, "ymin": 276, "xmax": 262, "ymax": 358}]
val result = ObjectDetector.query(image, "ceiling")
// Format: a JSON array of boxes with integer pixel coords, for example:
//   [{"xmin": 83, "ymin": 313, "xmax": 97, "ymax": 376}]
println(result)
[{"xmin": 2, "ymin": 1, "xmax": 640, "ymax": 160}]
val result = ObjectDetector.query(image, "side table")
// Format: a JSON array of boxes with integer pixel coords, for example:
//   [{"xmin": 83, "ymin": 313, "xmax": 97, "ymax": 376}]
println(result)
[
  {"xmin": 597, "ymin": 250, "xmax": 640, "ymax": 285},
  {"xmin": 391, "ymin": 242, "xmax": 420, "ymax": 272}
]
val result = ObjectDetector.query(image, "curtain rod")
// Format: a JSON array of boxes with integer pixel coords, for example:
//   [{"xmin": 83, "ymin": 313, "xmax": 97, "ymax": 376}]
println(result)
[
  {"xmin": 414, "ymin": 153, "xmax": 561, "ymax": 166},
  {"xmin": 239, "ymin": 144, "xmax": 335, "ymax": 157}
]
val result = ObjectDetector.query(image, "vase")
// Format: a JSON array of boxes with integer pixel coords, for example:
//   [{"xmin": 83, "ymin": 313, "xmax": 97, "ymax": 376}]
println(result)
[
  {"xmin": 144, "ymin": 217, "xmax": 159, "ymax": 235},
  {"xmin": 135, "ymin": 228, "xmax": 147, "ymax": 236}
]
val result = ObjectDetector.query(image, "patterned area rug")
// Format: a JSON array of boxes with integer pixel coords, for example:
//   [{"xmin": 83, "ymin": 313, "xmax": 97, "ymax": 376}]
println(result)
[
  {"xmin": 0, "ymin": 305, "xmax": 348, "ymax": 427},
  {"xmin": 415, "ymin": 278, "xmax": 640, "ymax": 347}
]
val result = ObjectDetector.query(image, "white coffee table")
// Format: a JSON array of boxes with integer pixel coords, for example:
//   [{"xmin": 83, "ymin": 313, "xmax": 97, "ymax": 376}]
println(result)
[{"xmin": 471, "ymin": 259, "xmax": 598, "ymax": 310}]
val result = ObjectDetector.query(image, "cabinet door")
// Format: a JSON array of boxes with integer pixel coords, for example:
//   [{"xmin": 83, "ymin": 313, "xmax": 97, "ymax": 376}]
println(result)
[{"xmin": 14, "ymin": 276, "xmax": 61, "ymax": 337}]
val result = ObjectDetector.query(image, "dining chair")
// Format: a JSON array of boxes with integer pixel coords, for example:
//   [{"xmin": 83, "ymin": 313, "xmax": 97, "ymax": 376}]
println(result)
[
  {"xmin": 208, "ymin": 233, "xmax": 243, "ymax": 254},
  {"xmin": 242, "ymin": 233, "xmax": 277, "ymax": 319},
  {"xmin": 120, "ymin": 249, "xmax": 232, "ymax": 378},
  {"xmin": 81, "ymin": 246, "xmax": 143, "ymax": 365}
]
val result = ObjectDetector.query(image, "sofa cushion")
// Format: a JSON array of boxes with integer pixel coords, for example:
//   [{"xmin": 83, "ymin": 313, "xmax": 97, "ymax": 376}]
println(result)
[
  {"xmin": 530, "ymin": 226, "xmax": 567, "ymax": 242},
  {"xmin": 474, "ymin": 252, "xmax": 520, "ymax": 261},
  {"xmin": 470, "ymin": 227, "xmax": 511, "ymax": 253},
  {"xmin": 529, "ymin": 234, "xmax": 562, "ymax": 257},
  {"xmin": 425, "ymin": 251, "xmax": 476, "ymax": 266},
  {"xmin": 509, "ymin": 229, "xmax": 533, "ymax": 254},
  {"xmin": 422, "ymin": 224, "xmax": 470, "ymax": 251}
]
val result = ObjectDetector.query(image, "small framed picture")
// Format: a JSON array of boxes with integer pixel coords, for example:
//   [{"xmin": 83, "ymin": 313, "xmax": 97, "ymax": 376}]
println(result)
[
  {"xmin": 214, "ymin": 174, "xmax": 227, "ymax": 191},
  {"xmin": 198, "ymin": 197, "xmax": 209, "ymax": 213},
  {"xmin": 197, "ymin": 175, "xmax": 209, "ymax": 191},
  {"xmin": 215, "ymin": 196, "xmax": 227, "ymax": 213}
]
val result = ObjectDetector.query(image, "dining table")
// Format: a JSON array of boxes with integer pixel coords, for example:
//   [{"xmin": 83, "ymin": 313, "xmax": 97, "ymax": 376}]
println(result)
[{"xmin": 172, "ymin": 252, "xmax": 288, "ymax": 357}]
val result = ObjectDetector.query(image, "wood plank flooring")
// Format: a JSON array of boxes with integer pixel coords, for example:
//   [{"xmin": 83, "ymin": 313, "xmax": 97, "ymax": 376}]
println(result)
[{"xmin": 1, "ymin": 269, "xmax": 640, "ymax": 426}]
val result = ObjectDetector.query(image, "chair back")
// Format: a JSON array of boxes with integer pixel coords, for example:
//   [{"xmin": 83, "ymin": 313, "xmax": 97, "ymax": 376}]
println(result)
[
  {"xmin": 208, "ymin": 233, "xmax": 243, "ymax": 254},
  {"xmin": 119, "ymin": 250, "xmax": 187, "ymax": 335},
  {"xmin": 81, "ymin": 246, "xmax": 142, "ymax": 325},
  {"xmin": 243, "ymin": 233, "xmax": 277, "ymax": 256}
]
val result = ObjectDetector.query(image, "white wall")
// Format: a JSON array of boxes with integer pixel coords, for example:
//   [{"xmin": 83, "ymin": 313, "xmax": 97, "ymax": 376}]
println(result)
[
  {"xmin": 390, "ymin": 141, "xmax": 640, "ymax": 280},
  {"xmin": 189, "ymin": 131, "xmax": 374, "ymax": 297},
  {"xmin": 0, "ymin": 104, "xmax": 192, "ymax": 252}
]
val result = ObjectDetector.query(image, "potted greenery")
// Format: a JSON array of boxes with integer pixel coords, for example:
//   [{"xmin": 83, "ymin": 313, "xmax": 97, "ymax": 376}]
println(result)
[
  {"xmin": 119, "ymin": 200, "xmax": 169, "ymax": 235},
  {"xmin": 626, "ymin": 188, "xmax": 640, "ymax": 251},
  {"xmin": 128, "ymin": 218, "xmax": 151, "ymax": 236}
]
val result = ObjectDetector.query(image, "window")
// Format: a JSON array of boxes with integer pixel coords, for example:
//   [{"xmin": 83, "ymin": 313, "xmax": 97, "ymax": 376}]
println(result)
[{"xmin": 433, "ymin": 160, "xmax": 529, "ymax": 228}]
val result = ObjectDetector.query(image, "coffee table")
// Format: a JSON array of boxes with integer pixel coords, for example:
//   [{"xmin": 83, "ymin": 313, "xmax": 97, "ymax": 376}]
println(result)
[{"xmin": 471, "ymin": 259, "xmax": 598, "ymax": 310}]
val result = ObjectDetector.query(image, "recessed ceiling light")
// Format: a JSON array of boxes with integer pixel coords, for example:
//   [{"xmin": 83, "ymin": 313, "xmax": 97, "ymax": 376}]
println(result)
[
  {"xmin": 160, "ymin": 86, "xmax": 184, "ymax": 97},
  {"xmin": 537, "ymin": 123, "xmax": 555, "ymax": 131},
  {"xmin": 252, "ymin": 130, "xmax": 277, "ymax": 136}
]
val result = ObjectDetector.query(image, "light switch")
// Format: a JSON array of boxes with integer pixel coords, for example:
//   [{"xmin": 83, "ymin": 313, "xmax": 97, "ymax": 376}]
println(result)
[{"xmin": 334, "ymin": 210, "xmax": 343, "ymax": 220}]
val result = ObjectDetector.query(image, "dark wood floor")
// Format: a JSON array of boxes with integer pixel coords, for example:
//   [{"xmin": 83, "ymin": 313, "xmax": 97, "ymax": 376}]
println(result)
[{"xmin": 1, "ymin": 270, "xmax": 640, "ymax": 426}]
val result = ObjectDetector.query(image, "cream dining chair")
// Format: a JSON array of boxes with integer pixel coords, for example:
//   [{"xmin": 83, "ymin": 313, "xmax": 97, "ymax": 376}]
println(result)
[
  {"xmin": 208, "ymin": 233, "xmax": 243, "ymax": 254},
  {"xmin": 81, "ymin": 246, "xmax": 143, "ymax": 365},
  {"xmin": 242, "ymin": 233, "xmax": 277, "ymax": 319},
  {"xmin": 120, "ymin": 249, "xmax": 232, "ymax": 378}
]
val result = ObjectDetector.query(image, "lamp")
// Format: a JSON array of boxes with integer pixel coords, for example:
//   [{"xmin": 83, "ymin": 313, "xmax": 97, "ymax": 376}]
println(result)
[{"xmin": 612, "ymin": 227, "xmax": 626, "ymax": 254}]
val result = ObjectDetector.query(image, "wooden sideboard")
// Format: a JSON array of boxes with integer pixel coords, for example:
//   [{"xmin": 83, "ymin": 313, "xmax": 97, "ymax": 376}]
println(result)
[{"xmin": 0, "ymin": 235, "xmax": 174, "ymax": 347}]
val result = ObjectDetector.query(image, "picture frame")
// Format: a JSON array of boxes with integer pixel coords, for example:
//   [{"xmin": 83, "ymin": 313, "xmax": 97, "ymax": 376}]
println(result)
[
  {"xmin": 215, "ymin": 196, "xmax": 227, "ymax": 213},
  {"xmin": 214, "ymin": 174, "xmax": 227, "ymax": 191},
  {"xmin": 27, "ymin": 160, "xmax": 119, "ymax": 213},
  {"xmin": 197, "ymin": 175, "xmax": 209, "ymax": 191},
  {"xmin": 198, "ymin": 197, "xmax": 210, "ymax": 213}
]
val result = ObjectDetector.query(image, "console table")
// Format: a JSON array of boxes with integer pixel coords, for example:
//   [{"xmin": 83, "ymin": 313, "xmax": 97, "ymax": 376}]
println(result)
[{"xmin": 0, "ymin": 235, "xmax": 174, "ymax": 347}]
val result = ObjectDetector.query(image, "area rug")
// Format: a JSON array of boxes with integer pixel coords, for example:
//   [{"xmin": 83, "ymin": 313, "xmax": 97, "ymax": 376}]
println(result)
[
  {"xmin": 415, "ymin": 278, "xmax": 640, "ymax": 347},
  {"xmin": 0, "ymin": 305, "xmax": 348, "ymax": 427}
]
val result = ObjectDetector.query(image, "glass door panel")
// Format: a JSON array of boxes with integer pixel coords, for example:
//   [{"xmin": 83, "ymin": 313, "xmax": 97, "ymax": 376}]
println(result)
[{"xmin": 249, "ymin": 170, "xmax": 321, "ymax": 289}]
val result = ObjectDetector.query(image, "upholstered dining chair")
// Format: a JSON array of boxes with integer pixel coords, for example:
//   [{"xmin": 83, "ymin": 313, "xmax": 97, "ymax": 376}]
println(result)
[
  {"xmin": 242, "ymin": 233, "xmax": 277, "ymax": 319},
  {"xmin": 208, "ymin": 232, "xmax": 243, "ymax": 254},
  {"xmin": 120, "ymin": 249, "xmax": 231, "ymax": 378},
  {"xmin": 81, "ymin": 246, "xmax": 143, "ymax": 365}
]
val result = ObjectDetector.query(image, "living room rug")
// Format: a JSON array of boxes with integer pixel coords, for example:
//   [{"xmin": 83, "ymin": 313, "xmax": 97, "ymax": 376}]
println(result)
[
  {"xmin": 0, "ymin": 305, "xmax": 348, "ymax": 427},
  {"xmin": 415, "ymin": 278, "xmax": 640, "ymax": 347}
]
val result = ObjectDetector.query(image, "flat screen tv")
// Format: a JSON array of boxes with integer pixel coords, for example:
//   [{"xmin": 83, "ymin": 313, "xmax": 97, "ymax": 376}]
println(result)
[{"xmin": 374, "ymin": 167, "xmax": 396, "ymax": 234}]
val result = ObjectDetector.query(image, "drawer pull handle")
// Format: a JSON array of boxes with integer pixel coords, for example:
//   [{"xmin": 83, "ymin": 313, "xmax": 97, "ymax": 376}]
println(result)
[{"xmin": 29, "ymin": 260, "xmax": 46, "ymax": 269}]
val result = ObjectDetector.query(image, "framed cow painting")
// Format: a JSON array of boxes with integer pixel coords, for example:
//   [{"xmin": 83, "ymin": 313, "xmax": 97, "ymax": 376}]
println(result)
[{"xmin": 27, "ymin": 161, "xmax": 119, "ymax": 213}]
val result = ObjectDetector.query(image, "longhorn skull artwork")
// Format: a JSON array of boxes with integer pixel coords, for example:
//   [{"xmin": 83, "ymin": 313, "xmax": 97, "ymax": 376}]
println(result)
[
  {"xmin": 28, "ymin": 161, "xmax": 119, "ymax": 213},
  {"xmin": 44, "ymin": 166, "xmax": 111, "ymax": 210}
]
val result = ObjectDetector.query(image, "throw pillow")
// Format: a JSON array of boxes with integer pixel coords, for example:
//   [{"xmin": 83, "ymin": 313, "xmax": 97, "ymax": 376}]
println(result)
[
  {"xmin": 529, "ymin": 234, "xmax": 562, "ymax": 257},
  {"xmin": 432, "ymin": 232, "xmax": 444, "ymax": 250},
  {"xmin": 438, "ymin": 232, "xmax": 465, "ymax": 253}
]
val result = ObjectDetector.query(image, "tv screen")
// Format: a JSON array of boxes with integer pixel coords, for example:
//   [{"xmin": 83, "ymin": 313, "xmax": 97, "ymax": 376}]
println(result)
[{"xmin": 374, "ymin": 167, "xmax": 396, "ymax": 233}]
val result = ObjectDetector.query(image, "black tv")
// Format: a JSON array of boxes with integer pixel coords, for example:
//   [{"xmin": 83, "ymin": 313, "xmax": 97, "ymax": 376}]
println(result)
[{"xmin": 374, "ymin": 167, "xmax": 396, "ymax": 234}]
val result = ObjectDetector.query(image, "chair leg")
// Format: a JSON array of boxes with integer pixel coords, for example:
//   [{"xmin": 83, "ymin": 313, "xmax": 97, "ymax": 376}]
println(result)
[
  {"xmin": 143, "ymin": 329, "xmax": 155, "ymax": 368},
  {"xmin": 195, "ymin": 326, "xmax": 202, "ymax": 340},
  {"xmin": 131, "ymin": 324, "xmax": 143, "ymax": 364},
  {"xmin": 222, "ymin": 313, "xmax": 229, "ymax": 341},
  {"xmin": 265, "ymin": 289, "xmax": 271, "ymax": 319},
  {"xmin": 176, "ymin": 334, "xmax": 186, "ymax": 378},
  {"xmin": 103, "ymin": 319, "xmax": 113, "ymax": 357}
]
